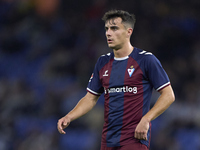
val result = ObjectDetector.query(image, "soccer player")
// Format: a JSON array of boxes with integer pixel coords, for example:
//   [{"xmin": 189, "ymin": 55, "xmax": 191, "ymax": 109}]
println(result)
[{"xmin": 57, "ymin": 10, "xmax": 175, "ymax": 150}]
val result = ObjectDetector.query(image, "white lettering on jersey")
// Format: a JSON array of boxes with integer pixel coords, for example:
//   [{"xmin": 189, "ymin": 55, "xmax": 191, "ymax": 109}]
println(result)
[{"xmin": 104, "ymin": 86, "xmax": 137, "ymax": 94}]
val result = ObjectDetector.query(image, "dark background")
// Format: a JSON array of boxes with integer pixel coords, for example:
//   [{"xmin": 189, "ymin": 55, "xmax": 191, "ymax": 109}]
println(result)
[{"xmin": 0, "ymin": 0, "xmax": 200, "ymax": 149}]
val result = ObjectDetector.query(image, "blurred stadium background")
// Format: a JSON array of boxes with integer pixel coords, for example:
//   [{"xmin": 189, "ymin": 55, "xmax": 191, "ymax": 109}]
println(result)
[{"xmin": 0, "ymin": 0, "xmax": 200, "ymax": 150}]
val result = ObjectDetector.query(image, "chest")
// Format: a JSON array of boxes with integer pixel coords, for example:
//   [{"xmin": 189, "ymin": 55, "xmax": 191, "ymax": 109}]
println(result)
[{"xmin": 99, "ymin": 58, "xmax": 144, "ymax": 88}]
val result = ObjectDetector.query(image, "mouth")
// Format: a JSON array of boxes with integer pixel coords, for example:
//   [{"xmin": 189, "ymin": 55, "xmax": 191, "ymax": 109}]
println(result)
[{"xmin": 107, "ymin": 39, "xmax": 113, "ymax": 43}]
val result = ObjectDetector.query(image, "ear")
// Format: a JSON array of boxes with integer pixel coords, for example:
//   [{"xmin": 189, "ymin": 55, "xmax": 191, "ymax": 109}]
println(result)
[{"xmin": 127, "ymin": 28, "xmax": 133, "ymax": 37}]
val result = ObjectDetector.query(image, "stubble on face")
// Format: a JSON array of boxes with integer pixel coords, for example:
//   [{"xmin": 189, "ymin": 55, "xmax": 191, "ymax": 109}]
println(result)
[{"xmin": 105, "ymin": 18, "xmax": 127, "ymax": 51}]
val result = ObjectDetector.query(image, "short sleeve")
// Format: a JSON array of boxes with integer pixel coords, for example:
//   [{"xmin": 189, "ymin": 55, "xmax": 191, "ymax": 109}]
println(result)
[
  {"xmin": 145, "ymin": 55, "xmax": 170, "ymax": 91},
  {"xmin": 87, "ymin": 57, "xmax": 104, "ymax": 95}
]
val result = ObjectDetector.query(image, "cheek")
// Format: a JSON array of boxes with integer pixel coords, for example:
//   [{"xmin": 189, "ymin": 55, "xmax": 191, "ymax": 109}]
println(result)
[
  {"xmin": 116, "ymin": 33, "xmax": 126, "ymax": 41},
  {"xmin": 115, "ymin": 33, "xmax": 123, "ymax": 40},
  {"xmin": 114, "ymin": 31, "xmax": 126, "ymax": 42}
]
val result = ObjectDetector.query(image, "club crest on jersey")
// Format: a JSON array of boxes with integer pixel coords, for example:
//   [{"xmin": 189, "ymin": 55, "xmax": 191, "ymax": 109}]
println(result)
[{"xmin": 127, "ymin": 65, "xmax": 135, "ymax": 77}]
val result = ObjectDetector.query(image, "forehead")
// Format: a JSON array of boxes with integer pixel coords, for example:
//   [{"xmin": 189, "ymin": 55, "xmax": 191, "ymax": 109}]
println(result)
[{"xmin": 105, "ymin": 17, "xmax": 123, "ymax": 27}]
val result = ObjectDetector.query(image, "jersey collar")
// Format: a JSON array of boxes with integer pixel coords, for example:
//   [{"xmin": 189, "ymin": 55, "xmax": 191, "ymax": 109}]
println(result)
[{"xmin": 114, "ymin": 56, "xmax": 129, "ymax": 61}]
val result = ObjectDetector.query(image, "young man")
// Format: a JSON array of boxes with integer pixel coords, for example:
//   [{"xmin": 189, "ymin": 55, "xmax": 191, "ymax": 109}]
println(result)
[{"xmin": 57, "ymin": 10, "xmax": 175, "ymax": 150}]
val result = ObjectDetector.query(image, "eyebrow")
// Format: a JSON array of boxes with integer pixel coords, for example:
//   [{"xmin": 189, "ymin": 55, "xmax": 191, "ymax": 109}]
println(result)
[{"xmin": 105, "ymin": 25, "xmax": 119, "ymax": 29}]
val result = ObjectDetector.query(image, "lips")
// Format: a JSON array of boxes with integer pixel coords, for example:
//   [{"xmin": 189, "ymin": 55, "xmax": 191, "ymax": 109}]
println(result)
[{"xmin": 107, "ymin": 39, "xmax": 113, "ymax": 43}]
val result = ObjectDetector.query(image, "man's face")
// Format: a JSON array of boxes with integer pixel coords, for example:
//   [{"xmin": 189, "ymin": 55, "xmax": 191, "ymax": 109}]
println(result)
[{"xmin": 105, "ymin": 17, "xmax": 128, "ymax": 50}]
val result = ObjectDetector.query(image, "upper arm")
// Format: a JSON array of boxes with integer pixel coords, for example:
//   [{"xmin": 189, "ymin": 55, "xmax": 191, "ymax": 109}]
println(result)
[
  {"xmin": 159, "ymin": 85, "xmax": 175, "ymax": 102},
  {"xmin": 144, "ymin": 54, "xmax": 170, "ymax": 91},
  {"xmin": 87, "ymin": 57, "xmax": 104, "ymax": 95},
  {"xmin": 84, "ymin": 92, "xmax": 100, "ymax": 104}
]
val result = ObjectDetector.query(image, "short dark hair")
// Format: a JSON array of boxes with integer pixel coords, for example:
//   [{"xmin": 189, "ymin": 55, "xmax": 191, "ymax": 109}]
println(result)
[{"xmin": 102, "ymin": 10, "xmax": 136, "ymax": 29}]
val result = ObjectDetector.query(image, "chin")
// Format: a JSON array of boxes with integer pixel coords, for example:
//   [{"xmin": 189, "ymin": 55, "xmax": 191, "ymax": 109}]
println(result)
[
  {"xmin": 108, "ymin": 45, "xmax": 114, "ymax": 49},
  {"xmin": 108, "ymin": 44, "xmax": 115, "ymax": 49},
  {"xmin": 108, "ymin": 45, "xmax": 120, "ymax": 50}
]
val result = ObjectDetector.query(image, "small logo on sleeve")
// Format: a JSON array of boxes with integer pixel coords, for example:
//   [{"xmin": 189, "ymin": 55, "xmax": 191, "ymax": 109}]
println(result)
[
  {"xmin": 127, "ymin": 65, "xmax": 135, "ymax": 77},
  {"xmin": 89, "ymin": 73, "xmax": 93, "ymax": 82}
]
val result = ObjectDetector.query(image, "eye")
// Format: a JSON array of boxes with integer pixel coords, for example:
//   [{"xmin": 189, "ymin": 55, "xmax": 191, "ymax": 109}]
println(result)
[
  {"xmin": 111, "ymin": 26, "xmax": 118, "ymax": 31},
  {"xmin": 105, "ymin": 27, "xmax": 108, "ymax": 31}
]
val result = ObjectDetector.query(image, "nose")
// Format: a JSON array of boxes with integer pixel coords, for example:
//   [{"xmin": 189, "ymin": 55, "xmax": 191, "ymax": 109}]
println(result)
[{"xmin": 106, "ymin": 29, "xmax": 111, "ymax": 37}]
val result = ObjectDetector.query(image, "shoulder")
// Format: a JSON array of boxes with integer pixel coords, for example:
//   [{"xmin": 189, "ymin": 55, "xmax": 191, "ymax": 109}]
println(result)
[
  {"xmin": 95, "ymin": 52, "xmax": 114, "ymax": 70},
  {"xmin": 97, "ymin": 52, "xmax": 114, "ymax": 65},
  {"xmin": 99, "ymin": 52, "xmax": 113, "ymax": 60},
  {"xmin": 134, "ymin": 47, "xmax": 153, "ymax": 57},
  {"xmin": 131, "ymin": 47, "xmax": 157, "ymax": 63}
]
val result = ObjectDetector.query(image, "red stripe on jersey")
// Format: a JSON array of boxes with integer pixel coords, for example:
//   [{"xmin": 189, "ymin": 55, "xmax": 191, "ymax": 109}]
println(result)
[
  {"xmin": 99, "ymin": 58, "xmax": 114, "ymax": 146},
  {"xmin": 120, "ymin": 57, "xmax": 144, "ymax": 145}
]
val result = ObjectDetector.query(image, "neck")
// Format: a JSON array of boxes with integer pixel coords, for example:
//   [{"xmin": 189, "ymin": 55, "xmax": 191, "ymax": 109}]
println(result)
[{"xmin": 113, "ymin": 43, "xmax": 134, "ymax": 58}]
